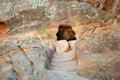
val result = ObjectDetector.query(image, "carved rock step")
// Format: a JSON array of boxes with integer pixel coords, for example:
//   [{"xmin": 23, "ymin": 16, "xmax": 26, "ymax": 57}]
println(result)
[
  {"xmin": 51, "ymin": 59, "xmax": 77, "ymax": 67},
  {"xmin": 53, "ymin": 52, "xmax": 75, "ymax": 62},
  {"xmin": 49, "ymin": 65, "xmax": 78, "ymax": 72},
  {"xmin": 56, "ymin": 40, "xmax": 69, "ymax": 53},
  {"xmin": 50, "ymin": 51, "xmax": 77, "ymax": 72}
]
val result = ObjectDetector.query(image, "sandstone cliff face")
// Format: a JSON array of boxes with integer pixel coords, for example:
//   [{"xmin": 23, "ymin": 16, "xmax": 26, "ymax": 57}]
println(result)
[
  {"xmin": 88, "ymin": 0, "xmax": 120, "ymax": 15},
  {"xmin": 0, "ymin": 0, "xmax": 120, "ymax": 80},
  {"xmin": 0, "ymin": 0, "xmax": 113, "ymax": 35},
  {"xmin": 1, "ymin": 23, "xmax": 120, "ymax": 80},
  {"xmin": 76, "ymin": 24, "xmax": 120, "ymax": 80},
  {"xmin": 76, "ymin": 24, "xmax": 120, "ymax": 54}
]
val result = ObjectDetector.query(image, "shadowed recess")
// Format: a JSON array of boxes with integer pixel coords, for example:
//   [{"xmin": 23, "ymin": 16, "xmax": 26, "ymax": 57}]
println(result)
[
  {"xmin": 56, "ymin": 24, "xmax": 76, "ymax": 41},
  {"xmin": 0, "ymin": 21, "xmax": 9, "ymax": 36}
]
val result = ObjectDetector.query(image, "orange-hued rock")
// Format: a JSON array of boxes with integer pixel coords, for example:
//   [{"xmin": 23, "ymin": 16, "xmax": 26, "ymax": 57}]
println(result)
[
  {"xmin": 88, "ymin": 0, "xmax": 113, "ymax": 10},
  {"xmin": 88, "ymin": 0, "xmax": 120, "ymax": 18},
  {"xmin": 0, "ymin": 21, "xmax": 9, "ymax": 36}
]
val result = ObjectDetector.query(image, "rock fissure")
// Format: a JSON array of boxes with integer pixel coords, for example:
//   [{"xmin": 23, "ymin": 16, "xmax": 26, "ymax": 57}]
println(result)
[
  {"xmin": 5, "ymin": 53, "xmax": 20, "ymax": 79},
  {"xmin": 17, "ymin": 45, "xmax": 36, "ymax": 76},
  {"xmin": 0, "ymin": 49, "xmax": 19, "ymax": 57},
  {"xmin": 0, "ymin": 37, "xmax": 91, "ymax": 80},
  {"xmin": 11, "ymin": 67, "xmax": 20, "ymax": 79}
]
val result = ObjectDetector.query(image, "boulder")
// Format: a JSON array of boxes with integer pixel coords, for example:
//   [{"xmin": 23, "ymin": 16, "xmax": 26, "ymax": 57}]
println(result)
[
  {"xmin": 56, "ymin": 40, "xmax": 69, "ymax": 53},
  {"xmin": 0, "ymin": 37, "xmax": 49, "ymax": 80},
  {"xmin": 0, "ymin": 37, "xmax": 90, "ymax": 80},
  {"xmin": 0, "ymin": 0, "xmax": 112, "ymax": 35}
]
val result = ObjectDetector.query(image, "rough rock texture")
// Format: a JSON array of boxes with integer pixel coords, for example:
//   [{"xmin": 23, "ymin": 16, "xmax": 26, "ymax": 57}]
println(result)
[
  {"xmin": 56, "ymin": 40, "xmax": 69, "ymax": 53},
  {"xmin": 76, "ymin": 24, "xmax": 120, "ymax": 80},
  {"xmin": 88, "ymin": 0, "xmax": 120, "ymax": 16},
  {"xmin": 1, "ymin": 1, "xmax": 120, "ymax": 80},
  {"xmin": 41, "ymin": 39, "xmax": 56, "ymax": 52},
  {"xmin": 0, "ymin": 37, "xmax": 89, "ymax": 80},
  {"xmin": 0, "ymin": 0, "xmax": 112, "ymax": 35},
  {"xmin": 76, "ymin": 24, "xmax": 120, "ymax": 54},
  {"xmin": 50, "ymin": 51, "xmax": 77, "ymax": 72},
  {"xmin": 0, "ymin": 37, "xmax": 49, "ymax": 80}
]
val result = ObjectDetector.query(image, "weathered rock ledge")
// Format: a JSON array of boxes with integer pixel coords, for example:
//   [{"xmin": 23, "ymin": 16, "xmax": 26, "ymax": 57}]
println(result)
[
  {"xmin": 0, "ymin": 37, "xmax": 89, "ymax": 80},
  {"xmin": 0, "ymin": 0, "xmax": 113, "ymax": 35}
]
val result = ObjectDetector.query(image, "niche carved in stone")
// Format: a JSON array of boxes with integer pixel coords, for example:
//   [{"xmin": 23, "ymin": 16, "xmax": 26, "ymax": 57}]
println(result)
[{"xmin": 0, "ymin": 21, "xmax": 9, "ymax": 36}]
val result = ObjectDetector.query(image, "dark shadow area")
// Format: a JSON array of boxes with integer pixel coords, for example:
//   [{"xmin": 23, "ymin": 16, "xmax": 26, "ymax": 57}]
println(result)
[
  {"xmin": 0, "ymin": 21, "xmax": 9, "ymax": 36},
  {"xmin": 0, "ymin": 22, "xmax": 6, "ymax": 25},
  {"xmin": 56, "ymin": 24, "xmax": 76, "ymax": 41}
]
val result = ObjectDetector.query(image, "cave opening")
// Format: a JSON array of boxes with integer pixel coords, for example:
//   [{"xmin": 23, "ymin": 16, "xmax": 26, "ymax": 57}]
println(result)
[
  {"xmin": 56, "ymin": 24, "xmax": 76, "ymax": 41},
  {"xmin": 0, "ymin": 21, "xmax": 9, "ymax": 36}
]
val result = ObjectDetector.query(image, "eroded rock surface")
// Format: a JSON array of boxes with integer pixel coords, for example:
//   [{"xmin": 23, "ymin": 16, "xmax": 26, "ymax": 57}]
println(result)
[
  {"xmin": 0, "ymin": 37, "xmax": 48, "ymax": 80},
  {"xmin": 76, "ymin": 24, "xmax": 120, "ymax": 54},
  {"xmin": 56, "ymin": 40, "xmax": 69, "ymax": 53},
  {"xmin": 0, "ymin": 0, "xmax": 112, "ymax": 35},
  {"xmin": 76, "ymin": 23, "xmax": 120, "ymax": 80},
  {"xmin": 0, "ymin": 37, "xmax": 89, "ymax": 80}
]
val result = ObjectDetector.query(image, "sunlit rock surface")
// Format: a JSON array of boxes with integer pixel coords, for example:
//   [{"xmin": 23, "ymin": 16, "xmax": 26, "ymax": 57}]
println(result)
[
  {"xmin": 0, "ymin": 0, "xmax": 120, "ymax": 80},
  {"xmin": 76, "ymin": 24, "xmax": 120, "ymax": 80},
  {"xmin": 0, "ymin": 37, "xmax": 89, "ymax": 80},
  {"xmin": 0, "ymin": 0, "xmax": 112, "ymax": 35},
  {"xmin": 56, "ymin": 40, "xmax": 69, "ymax": 53},
  {"xmin": 0, "ymin": 37, "xmax": 48, "ymax": 80}
]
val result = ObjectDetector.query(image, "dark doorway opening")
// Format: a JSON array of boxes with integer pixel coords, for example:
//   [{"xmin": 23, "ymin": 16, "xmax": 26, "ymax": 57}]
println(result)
[{"xmin": 56, "ymin": 24, "xmax": 76, "ymax": 41}]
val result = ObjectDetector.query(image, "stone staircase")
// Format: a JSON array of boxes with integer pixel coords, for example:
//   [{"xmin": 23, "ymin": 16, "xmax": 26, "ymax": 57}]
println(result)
[
  {"xmin": 41, "ymin": 40, "xmax": 90, "ymax": 80},
  {"xmin": 49, "ymin": 51, "xmax": 77, "ymax": 72},
  {"xmin": 47, "ymin": 40, "xmax": 78, "ymax": 72}
]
